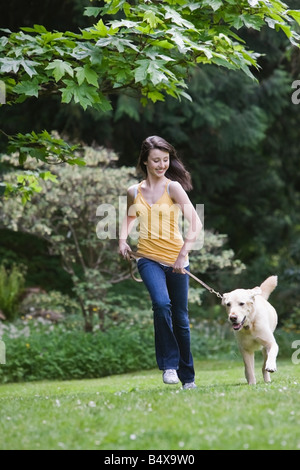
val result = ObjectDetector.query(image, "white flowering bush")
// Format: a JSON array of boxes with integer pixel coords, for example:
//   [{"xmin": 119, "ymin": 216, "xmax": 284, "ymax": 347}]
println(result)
[
  {"xmin": 20, "ymin": 289, "xmax": 81, "ymax": 319},
  {"xmin": 0, "ymin": 143, "xmax": 137, "ymax": 330}
]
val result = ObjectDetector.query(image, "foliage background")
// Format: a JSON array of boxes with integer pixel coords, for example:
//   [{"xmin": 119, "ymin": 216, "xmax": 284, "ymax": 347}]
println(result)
[{"xmin": 0, "ymin": 0, "xmax": 300, "ymax": 382}]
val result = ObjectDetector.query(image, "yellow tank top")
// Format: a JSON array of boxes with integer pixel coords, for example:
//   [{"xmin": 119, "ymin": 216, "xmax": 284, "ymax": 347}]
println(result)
[{"xmin": 131, "ymin": 179, "xmax": 185, "ymax": 265}]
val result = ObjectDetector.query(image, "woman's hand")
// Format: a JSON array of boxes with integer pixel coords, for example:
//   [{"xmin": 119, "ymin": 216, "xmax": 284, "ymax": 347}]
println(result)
[
  {"xmin": 119, "ymin": 240, "xmax": 132, "ymax": 259},
  {"xmin": 173, "ymin": 252, "xmax": 187, "ymax": 275}
]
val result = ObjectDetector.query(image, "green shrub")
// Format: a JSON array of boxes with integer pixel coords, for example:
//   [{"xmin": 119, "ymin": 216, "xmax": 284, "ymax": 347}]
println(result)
[
  {"xmin": 281, "ymin": 304, "xmax": 300, "ymax": 334},
  {"xmin": 0, "ymin": 263, "xmax": 25, "ymax": 321},
  {"xmin": 0, "ymin": 311, "xmax": 297, "ymax": 384},
  {"xmin": 0, "ymin": 318, "xmax": 156, "ymax": 383}
]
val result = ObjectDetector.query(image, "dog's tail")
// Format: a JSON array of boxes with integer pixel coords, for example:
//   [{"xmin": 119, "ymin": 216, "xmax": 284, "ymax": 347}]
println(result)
[{"xmin": 260, "ymin": 276, "xmax": 278, "ymax": 300}]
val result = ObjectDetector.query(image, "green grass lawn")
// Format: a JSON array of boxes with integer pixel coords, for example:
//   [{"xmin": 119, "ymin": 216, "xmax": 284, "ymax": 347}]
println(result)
[{"xmin": 0, "ymin": 359, "xmax": 299, "ymax": 450}]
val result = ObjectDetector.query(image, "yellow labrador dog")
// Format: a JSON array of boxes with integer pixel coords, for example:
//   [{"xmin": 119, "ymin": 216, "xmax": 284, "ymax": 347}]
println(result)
[{"xmin": 222, "ymin": 276, "xmax": 279, "ymax": 385}]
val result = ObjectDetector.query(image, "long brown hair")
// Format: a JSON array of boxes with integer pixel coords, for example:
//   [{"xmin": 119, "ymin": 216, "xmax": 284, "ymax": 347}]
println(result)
[{"xmin": 137, "ymin": 136, "xmax": 193, "ymax": 192}]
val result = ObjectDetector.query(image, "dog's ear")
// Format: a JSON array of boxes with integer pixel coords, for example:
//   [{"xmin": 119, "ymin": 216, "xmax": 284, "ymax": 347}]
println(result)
[
  {"xmin": 250, "ymin": 286, "xmax": 262, "ymax": 299},
  {"xmin": 222, "ymin": 293, "xmax": 228, "ymax": 306}
]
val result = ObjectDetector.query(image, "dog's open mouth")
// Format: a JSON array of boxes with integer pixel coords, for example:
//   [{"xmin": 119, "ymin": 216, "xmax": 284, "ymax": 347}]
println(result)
[{"xmin": 232, "ymin": 316, "xmax": 246, "ymax": 331}]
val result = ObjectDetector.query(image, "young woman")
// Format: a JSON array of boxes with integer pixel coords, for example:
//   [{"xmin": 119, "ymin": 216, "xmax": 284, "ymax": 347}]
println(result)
[{"xmin": 119, "ymin": 136, "xmax": 202, "ymax": 389}]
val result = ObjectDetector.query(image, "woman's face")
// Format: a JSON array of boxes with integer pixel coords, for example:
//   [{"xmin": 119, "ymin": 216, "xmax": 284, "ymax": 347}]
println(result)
[{"xmin": 144, "ymin": 149, "xmax": 170, "ymax": 178}]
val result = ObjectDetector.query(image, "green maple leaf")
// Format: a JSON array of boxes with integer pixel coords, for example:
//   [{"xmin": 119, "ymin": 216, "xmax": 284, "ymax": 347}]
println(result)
[
  {"xmin": 46, "ymin": 59, "xmax": 74, "ymax": 82},
  {"xmin": 14, "ymin": 78, "xmax": 39, "ymax": 97},
  {"xmin": 60, "ymin": 80, "xmax": 104, "ymax": 110},
  {"xmin": 75, "ymin": 65, "xmax": 99, "ymax": 87}
]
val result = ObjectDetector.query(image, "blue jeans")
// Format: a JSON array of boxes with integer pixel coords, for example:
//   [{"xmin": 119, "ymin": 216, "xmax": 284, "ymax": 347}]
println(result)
[{"xmin": 137, "ymin": 258, "xmax": 195, "ymax": 385}]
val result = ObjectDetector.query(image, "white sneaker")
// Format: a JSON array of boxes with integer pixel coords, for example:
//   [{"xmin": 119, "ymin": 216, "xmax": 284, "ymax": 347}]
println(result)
[
  {"xmin": 182, "ymin": 382, "xmax": 197, "ymax": 390},
  {"xmin": 163, "ymin": 369, "xmax": 179, "ymax": 385}
]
